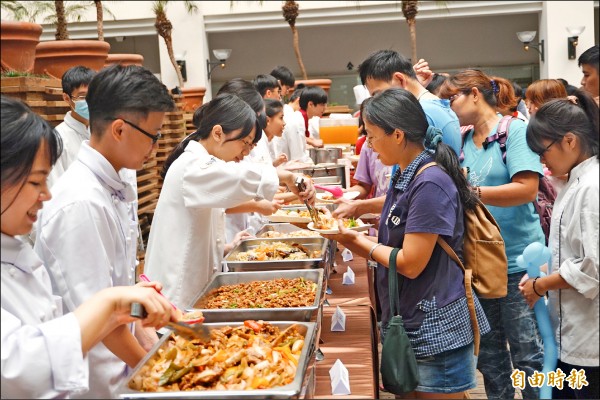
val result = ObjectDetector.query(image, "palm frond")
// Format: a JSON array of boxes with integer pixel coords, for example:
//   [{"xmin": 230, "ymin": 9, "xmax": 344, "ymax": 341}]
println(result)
[{"xmin": 183, "ymin": 1, "xmax": 198, "ymax": 14}]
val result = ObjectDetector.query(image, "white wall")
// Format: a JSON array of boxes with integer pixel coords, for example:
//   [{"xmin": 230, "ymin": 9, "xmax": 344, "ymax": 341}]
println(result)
[{"xmin": 540, "ymin": 1, "xmax": 596, "ymax": 86}]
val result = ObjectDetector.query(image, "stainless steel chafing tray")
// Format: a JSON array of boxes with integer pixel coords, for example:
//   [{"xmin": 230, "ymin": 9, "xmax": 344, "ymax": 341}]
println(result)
[
  {"xmin": 187, "ymin": 269, "xmax": 324, "ymax": 322},
  {"xmin": 256, "ymin": 223, "xmax": 320, "ymax": 238},
  {"xmin": 224, "ymin": 237, "xmax": 329, "ymax": 272},
  {"xmin": 255, "ymin": 223, "xmax": 336, "ymax": 274},
  {"xmin": 118, "ymin": 321, "xmax": 317, "ymax": 399}
]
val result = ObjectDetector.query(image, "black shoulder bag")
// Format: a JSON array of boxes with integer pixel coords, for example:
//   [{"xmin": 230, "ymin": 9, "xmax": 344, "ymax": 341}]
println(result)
[{"xmin": 380, "ymin": 247, "xmax": 420, "ymax": 394}]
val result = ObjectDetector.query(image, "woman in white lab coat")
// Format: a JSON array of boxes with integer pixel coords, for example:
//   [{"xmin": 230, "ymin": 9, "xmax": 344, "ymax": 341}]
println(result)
[
  {"xmin": 144, "ymin": 94, "xmax": 315, "ymax": 309},
  {"xmin": 0, "ymin": 95, "xmax": 177, "ymax": 398}
]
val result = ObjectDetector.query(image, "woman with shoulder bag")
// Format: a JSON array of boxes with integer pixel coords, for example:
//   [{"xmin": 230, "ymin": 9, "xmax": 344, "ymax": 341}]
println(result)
[{"xmin": 323, "ymin": 88, "xmax": 490, "ymax": 397}]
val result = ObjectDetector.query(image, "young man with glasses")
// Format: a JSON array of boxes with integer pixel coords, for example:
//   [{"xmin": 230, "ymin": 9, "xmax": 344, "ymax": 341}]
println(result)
[{"xmin": 34, "ymin": 64, "xmax": 175, "ymax": 399}]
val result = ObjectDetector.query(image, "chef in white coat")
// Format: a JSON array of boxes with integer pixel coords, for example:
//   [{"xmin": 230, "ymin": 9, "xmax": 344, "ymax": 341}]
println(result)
[
  {"xmin": 1, "ymin": 95, "xmax": 176, "ymax": 399},
  {"xmin": 34, "ymin": 65, "xmax": 176, "ymax": 399},
  {"xmin": 144, "ymin": 93, "xmax": 315, "ymax": 309}
]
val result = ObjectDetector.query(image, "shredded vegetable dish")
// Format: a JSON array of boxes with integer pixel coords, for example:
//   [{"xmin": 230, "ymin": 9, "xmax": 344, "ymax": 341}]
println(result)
[
  {"xmin": 128, "ymin": 321, "xmax": 305, "ymax": 392},
  {"xmin": 233, "ymin": 241, "xmax": 321, "ymax": 261},
  {"xmin": 195, "ymin": 277, "xmax": 318, "ymax": 309},
  {"xmin": 259, "ymin": 230, "xmax": 321, "ymax": 238},
  {"xmin": 315, "ymin": 217, "xmax": 361, "ymax": 230}
]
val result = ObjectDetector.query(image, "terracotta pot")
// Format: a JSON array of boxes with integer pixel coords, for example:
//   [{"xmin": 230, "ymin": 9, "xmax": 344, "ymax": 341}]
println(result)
[
  {"xmin": 180, "ymin": 87, "xmax": 207, "ymax": 112},
  {"xmin": 293, "ymin": 78, "xmax": 332, "ymax": 94},
  {"xmin": 104, "ymin": 53, "xmax": 144, "ymax": 68},
  {"xmin": 34, "ymin": 40, "xmax": 110, "ymax": 79},
  {"xmin": 1, "ymin": 20, "xmax": 43, "ymax": 73}
]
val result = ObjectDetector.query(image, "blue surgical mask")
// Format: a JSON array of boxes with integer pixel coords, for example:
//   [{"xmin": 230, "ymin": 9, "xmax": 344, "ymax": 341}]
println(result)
[{"xmin": 74, "ymin": 99, "xmax": 89, "ymax": 121}]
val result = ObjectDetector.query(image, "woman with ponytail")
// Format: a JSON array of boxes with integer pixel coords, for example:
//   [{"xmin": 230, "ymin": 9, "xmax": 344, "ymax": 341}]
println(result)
[
  {"xmin": 324, "ymin": 88, "xmax": 489, "ymax": 397},
  {"xmin": 521, "ymin": 90, "xmax": 599, "ymax": 400},
  {"xmin": 144, "ymin": 94, "xmax": 315, "ymax": 309},
  {"xmin": 439, "ymin": 69, "xmax": 545, "ymax": 399}
]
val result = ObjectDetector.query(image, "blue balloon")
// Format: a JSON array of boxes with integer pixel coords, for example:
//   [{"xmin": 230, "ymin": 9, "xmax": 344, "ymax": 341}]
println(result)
[{"xmin": 521, "ymin": 242, "xmax": 557, "ymax": 399}]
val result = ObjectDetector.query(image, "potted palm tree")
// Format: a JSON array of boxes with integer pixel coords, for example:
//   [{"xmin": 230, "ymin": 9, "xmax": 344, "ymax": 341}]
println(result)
[
  {"xmin": 1, "ymin": 1, "xmax": 47, "ymax": 73},
  {"xmin": 152, "ymin": 0, "xmax": 205, "ymax": 111},
  {"xmin": 33, "ymin": 0, "xmax": 111, "ymax": 79}
]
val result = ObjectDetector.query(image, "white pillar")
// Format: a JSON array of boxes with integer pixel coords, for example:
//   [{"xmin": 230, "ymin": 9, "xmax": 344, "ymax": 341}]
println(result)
[{"xmin": 539, "ymin": 1, "xmax": 596, "ymax": 86}]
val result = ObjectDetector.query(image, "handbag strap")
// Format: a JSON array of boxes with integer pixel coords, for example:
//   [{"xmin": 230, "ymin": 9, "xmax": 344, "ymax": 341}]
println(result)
[
  {"xmin": 437, "ymin": 237, "xmax": 480, "ymax": 356},
  {"xmin": 388, "ymin": 247, "xmax": 402, "ymax": 316},
  {"xmin": 415, "ymin": 160, "xmax": 480, "ymax": 355}
]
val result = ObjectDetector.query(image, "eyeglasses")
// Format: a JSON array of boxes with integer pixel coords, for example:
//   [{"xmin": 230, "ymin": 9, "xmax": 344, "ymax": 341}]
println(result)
[
  {"xmin": 120, "ymin": 118, "xmax": 162, "ymax": 144},
  {"xmin": 536, "ymin": 139, "xmax": 558, "ymax": 156},
  {"xmin": 240, "ymin": 137, "xmax": 257, "ymax": 150},
  {"xmin": 448, "ymin": 93, "xmax": 465, "ymax": 105},
  {"xmin": 70, "ymin": 94, "xmax": 87, "ymax": 101},
  {"xmin": 366, "ymin": 135, "xmax": 384, "ymax": 149}
]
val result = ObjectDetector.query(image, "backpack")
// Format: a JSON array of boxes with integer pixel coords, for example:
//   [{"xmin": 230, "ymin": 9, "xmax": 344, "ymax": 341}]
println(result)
[
  {"xmin": 462, "ymin": 115, "xmax": 557, "ymax": 245},
  {"xmin": 416, "ymin": 163, "xmax": 509, "ymax": 354}
]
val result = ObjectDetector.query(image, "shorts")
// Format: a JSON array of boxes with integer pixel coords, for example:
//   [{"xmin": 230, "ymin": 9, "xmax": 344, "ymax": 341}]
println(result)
[{"xmin": 415, "ymin": 343, "xmax": 478, "ymax": 394}]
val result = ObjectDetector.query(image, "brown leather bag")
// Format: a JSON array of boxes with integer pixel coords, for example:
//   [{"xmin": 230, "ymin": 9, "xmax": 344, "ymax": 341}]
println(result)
[
  {"xmin": 416, "ymin": 163, "xmax": 508, "ymax": 299},
  {"xmin": 416, "ymin": 163, "xmax": 508, "ymax": 355}
]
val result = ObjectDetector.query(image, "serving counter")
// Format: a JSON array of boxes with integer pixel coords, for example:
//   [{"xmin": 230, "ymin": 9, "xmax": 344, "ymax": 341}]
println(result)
[{"xmin": 313, "ymin": 245, "xmax": 379, "ymax": 399}]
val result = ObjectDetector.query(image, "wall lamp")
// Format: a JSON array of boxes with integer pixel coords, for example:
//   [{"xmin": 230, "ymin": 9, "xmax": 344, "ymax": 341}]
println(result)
[
  {"xmin": 566, "ymin": 26, "xmax": 585, "ymax": 60},
  {"xmin": 516, "ymin": 31, "xmax": 544, "ymax": 62},
  {"xmin": 207, "ymin": 49, "xmax": 232, "ymax": 80}
]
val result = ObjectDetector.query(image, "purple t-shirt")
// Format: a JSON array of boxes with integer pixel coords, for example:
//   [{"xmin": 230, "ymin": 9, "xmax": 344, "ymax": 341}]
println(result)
[
  {"xmin": 378, "ymin": 158, "xmax": 466, "ymax": 330},
  {"xmin": 353, "ymin": 145, "xmax": 392, "ymax": 198}
]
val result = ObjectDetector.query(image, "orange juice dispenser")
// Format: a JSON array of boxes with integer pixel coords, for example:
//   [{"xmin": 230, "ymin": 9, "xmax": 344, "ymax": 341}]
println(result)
[{"xmin": 319, "ymin": 117, "xmax": 359, "ymax": 145}]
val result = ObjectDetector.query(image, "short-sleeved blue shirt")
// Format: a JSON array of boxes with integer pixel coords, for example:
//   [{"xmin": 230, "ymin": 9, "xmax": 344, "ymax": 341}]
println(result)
[
  {"xmin": 390, "ymin": 98, "xmax": 461, "ymax": 177},
  {"xmin": 461, "ymin": 117, "xmax": 544, "ymax": 274}
]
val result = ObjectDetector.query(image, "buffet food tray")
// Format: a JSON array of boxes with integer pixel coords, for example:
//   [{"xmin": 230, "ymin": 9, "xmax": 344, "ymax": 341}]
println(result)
[
  {"xmin": 256, "ymin": 223, "xmax": 320, "ymax": 238},
  {"xmin": 224, "ymin": 237, "xmax": 329, "ymax": 272},
  {"xmin": 187, "ymin": 269, "xmax": 324, "ymax": 322},
  {"xmin": 118, "ymin": 321, "xmax": 317, "ymax": 399}
]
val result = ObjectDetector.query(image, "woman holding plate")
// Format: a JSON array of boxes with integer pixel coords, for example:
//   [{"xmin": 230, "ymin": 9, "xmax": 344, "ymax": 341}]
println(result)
[{"xmin": 322, "ymin": 88, "xmax": 489, "ymax": 397}]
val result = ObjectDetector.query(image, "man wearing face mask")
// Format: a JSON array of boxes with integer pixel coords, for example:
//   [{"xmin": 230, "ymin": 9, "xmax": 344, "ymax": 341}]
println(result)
[{"xmin": 47, "ymin": 66, "xmax": 95, "ymax": 188}]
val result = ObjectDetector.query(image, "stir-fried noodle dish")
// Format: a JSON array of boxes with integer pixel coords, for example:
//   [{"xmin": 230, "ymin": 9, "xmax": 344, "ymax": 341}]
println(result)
[{"xmin": 129, "ymin": 321, "xmax": 305, "ymax": 392}]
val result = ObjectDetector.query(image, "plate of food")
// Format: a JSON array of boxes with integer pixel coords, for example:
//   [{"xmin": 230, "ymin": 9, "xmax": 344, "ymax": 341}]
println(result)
[
  {"xmin": 267, "ymin": 206, "xmax": 325, "ymax": 224},
  {"xmin": 316, "ymin": 191, "xmax": 361, "ymax": 202},
  {"xmin": 307, "ymin": 217, "xmax": 371, "ymax": 234}
]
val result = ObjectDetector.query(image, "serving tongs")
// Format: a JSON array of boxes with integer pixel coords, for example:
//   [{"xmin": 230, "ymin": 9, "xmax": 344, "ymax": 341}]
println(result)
[
  {"xmin": 130, "ymin": 302, "xmax": 211, "ymax": 341},
  {"xmin": 295, "ymin": 176, "xmax": 321, "ymax": 228}
]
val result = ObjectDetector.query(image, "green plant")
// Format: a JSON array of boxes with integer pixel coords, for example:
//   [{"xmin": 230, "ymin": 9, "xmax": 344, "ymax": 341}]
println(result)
[
  {"xmin": 0, "ymin": 0, "xmax": 54, "ymax": 22},
  {"xmin": 282, "ymin": 1, "xmax": 307, "ymax": 80},
  {"xmin": 152, "ymin": 1, "xmax": 198, "ymax": 89},
  {"xmin": 231, "ymin": 1, "xmax": 308, "ymax": 80},
  {"xmin": 1, "ymin": 1, "xmax": 114, "ymax": 41},
  {"xmin": 1, "ymin": 70, "xmax": 51, "ymax": 78}
]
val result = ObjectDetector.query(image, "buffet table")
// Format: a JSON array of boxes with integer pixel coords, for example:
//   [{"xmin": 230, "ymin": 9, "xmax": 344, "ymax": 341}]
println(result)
[{"xmin": 314, "ymin": 246, "xmax": 379, "ymax": 399}]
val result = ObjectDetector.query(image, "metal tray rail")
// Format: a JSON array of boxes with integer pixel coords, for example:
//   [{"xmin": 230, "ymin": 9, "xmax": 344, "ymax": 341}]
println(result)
[
  {"xmin": 254, "ymin": 223, "xmax": 336, "ymax": 275},
  {"xmin": 118, "ymin": 321, "xmax": 317, "ymax": 399},
  {"xmin": 224, "ymin": 237, "xmax": 330, "ymax": 273},
  {"xmin": 187, "ymin": 269, "xmax": 325, "ymax": 322}
]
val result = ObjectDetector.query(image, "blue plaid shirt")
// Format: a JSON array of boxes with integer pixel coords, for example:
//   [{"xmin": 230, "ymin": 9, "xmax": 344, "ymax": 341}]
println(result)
[{"xmin": 391, "ymin": 149, "xmax": 433, "ymax": 191}]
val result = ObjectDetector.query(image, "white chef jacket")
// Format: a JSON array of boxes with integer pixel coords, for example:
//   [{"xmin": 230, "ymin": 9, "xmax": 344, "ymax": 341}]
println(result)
[
  {"xmin": 2, "ymin": 234, "xmax": 89, "ymax": 399},
  {"xmin": 34, "ymin": 142, "xmax": 138, "ymax": 399},
  {"xmin": 272, "ymin": 110, "xmax": 313, "ymax": 164},
  {"xmin": 32, "ymin": 114, "xmax": 137, "ymax": 247},
  {"xmin": 547, "ymin": 156, "xmax": 599, "ymax": 366},
  {"xmin": 225, "ymin": 134, "xmax": 275, "ymax": 242},
  {"xmin": 144, "ymin": 140, "xmax": 279, "ymax": 309},
  {"xmin": 47, "ymin": 112, "xmax": 90, "ymax": 189}
]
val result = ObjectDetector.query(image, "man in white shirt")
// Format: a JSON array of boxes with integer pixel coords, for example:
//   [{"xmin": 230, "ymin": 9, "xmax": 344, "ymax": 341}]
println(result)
[
  {"xmin": 34, "ymin": 65, "xmax": 175, "ymax": 399},
  {"xmin": 47, "ymin": 66, "xmax": 94, "ymax": 189},
  {"xmin": 31, "ymin": 66, "xmax": 138, "ymax": 247}
]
